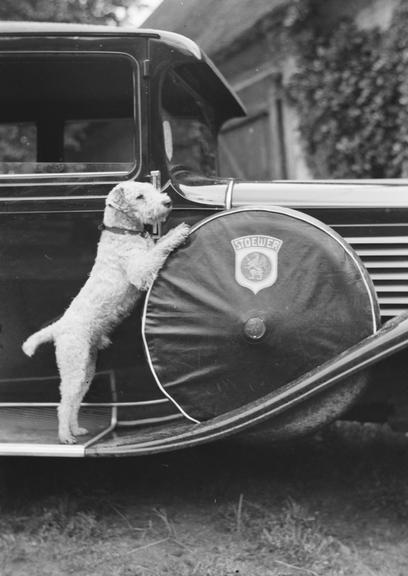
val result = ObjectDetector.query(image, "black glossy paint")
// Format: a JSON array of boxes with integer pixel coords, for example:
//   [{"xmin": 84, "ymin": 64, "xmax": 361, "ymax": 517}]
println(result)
[
  {"xmin": 0, "ymin": 28, "xmax": 242, "ymax": 417},
  {"xmin": 1, "ymin": 24, "xmax": 408, "ymax": 453}
]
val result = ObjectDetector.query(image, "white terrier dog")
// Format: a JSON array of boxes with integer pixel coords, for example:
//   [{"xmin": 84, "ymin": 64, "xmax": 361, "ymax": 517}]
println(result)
[{"xmin": 22, "ymin": 181, "xmax": 190, "ymax": 444}]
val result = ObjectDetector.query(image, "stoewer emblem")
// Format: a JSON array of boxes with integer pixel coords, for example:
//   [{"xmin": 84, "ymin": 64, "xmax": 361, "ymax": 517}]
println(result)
[{"xmin": 231, "ymin": 235, "xmax": 282, "ymax": 294}]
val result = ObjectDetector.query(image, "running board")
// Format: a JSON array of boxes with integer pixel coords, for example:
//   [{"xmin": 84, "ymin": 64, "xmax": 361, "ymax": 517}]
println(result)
[
  {"xmin": 0, "ymin": 443, "xmax": 86, "ymax": 457},
  {"xmin": 87, "ymin": 312, "xmax": 408, "ymax": 456},
  {"xmin": 0, "ymin": 406, "xmax": 115, "ymax": 457},
  {"xmin": 2, "ymin": 313, "xmax": 408, "ymax": 457}
]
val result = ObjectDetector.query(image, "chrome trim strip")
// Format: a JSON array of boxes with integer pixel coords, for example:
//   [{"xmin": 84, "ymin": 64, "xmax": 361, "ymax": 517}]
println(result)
[
  {"xmin": 356, "ymin": 249, "xmax": 408, "ymax": 256},
  {"xmin": 378, "ymin": 297, "xmax": 408, "ymax": 304},
  {"xmin": 346, "ymin": 236, "xmax": 408, "ymax": 243},
  {"xmin": 0, "ymin": 370, "xmax": 108, "ymax": 383},
  {"xmin": 0, "ymin": 443, "xmax": 85, "ymax": 457},
  {"xmin": 370, "ymin": 273, "xmax": 408, "ymax": 280},
  {"xmin": 375, "ymin": 285, "xmax": 408, "ymax": 292},
  {"xmin": 83, "ymin": 408, "xmax": 117, "ymax": 449},
  {"xmin": 0, "ymin": 195, "xmax": 107, "ymax": 202},
  {"xmin": 18, "ymin": 196, "xmax": 210, "ymax": 212},
  {"xmin": 224, "ymin": 179, "xmax": 234, "ymax": 210},
  {"xmin": 0, "ymin": 170, "xmax": 130, "ymax": 181},
  {"xmin": 151, "ymin": 170, "xmax": 162, "ymax": 238},
  {"xmin": 231, "ymin": 181, "xmax": 408, "ymax": 209},
  {"xmin": 379, "ymin": 308, "xmax": 408, "ymax": 316},
  {"xmin": 116, "ymin": 413, "xmax": 183, "ymax": 427},
  {"xmin": 363, "ymin": 261, "xmax": 408, "ymax": 268},
  {"xmin": 0, "ymin": 399, "xmax": 169, "ymax": 407}
]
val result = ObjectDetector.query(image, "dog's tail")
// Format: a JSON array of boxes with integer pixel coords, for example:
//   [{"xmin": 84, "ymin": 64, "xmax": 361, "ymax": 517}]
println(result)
[{"xmin": 22, "ymin": 324, "xmax": 55, "ymax": 357}]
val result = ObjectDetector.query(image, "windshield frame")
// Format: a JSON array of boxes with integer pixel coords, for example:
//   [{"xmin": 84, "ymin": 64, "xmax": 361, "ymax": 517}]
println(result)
[{"xmin": 159, "ymin": 65, "xmax": 219, "ymax": 186}]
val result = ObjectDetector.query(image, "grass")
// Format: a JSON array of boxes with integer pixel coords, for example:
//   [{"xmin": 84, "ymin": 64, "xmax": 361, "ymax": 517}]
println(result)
[{"xmin": 0, "ymin": 422, "xmax": 407, "ymax": 575}]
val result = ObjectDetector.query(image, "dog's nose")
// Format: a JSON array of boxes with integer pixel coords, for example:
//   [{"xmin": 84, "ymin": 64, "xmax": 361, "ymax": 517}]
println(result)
[{"xmin": 162, "ymin": 198, "xmax": 172, "ymax": 208}]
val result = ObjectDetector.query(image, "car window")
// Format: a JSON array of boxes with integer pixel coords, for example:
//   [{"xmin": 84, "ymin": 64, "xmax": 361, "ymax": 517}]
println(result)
[
  {"xmin": 0, "ymin": 53, "xmax": 138, "ymax": 178},
  {"xmin": 161, "ymin": 68, "xmax": 217, "ymax": 184}
]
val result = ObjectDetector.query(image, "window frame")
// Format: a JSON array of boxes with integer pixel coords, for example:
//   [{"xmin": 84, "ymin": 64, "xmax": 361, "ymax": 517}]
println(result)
[
  {"xmin": 159, "ymin": 66, "xmax": 219, "ymax": 183},
  {"xmin": 0, "ymin": 50, "xmax": 141, "ymax": 185}
]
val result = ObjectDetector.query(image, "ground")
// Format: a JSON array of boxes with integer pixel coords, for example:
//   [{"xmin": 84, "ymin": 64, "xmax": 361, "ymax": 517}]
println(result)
[{"xmin": 0, "ymin": 422, "xmax": 407, "ymax": 576}]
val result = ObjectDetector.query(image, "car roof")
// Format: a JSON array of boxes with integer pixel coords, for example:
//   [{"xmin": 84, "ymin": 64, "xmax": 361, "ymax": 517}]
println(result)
[
  {"xmin": 0, "ymin": 21, "xmax": 245, "ymax": 119},
  {"xmin": 0, "ymin": 21, "xmax": 203, "ymax": 57}
]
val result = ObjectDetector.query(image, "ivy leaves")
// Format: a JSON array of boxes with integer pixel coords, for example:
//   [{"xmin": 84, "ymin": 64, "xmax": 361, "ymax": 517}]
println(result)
[{"xmin": 286, "ymin": 1, "xmax": 408, "ymax": 178}]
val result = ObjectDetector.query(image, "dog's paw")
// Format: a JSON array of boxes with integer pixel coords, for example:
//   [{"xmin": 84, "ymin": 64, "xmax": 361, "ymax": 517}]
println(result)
[
  {"xmin": 174, "ymin": 222, "xmax": 190, "ymax": 237},
  {"xmin": 22, "ymin": 338, "xmax": 35, "ymax": 357},
  {"xmin": 59, "ymin": 433, "xmax": 78, "ymax": 445},
  {"xmin": 165, "ymin": 223, "xmax": 190, "ymax": 247},
  {"xmin": 72, "ymin": 426, "xmax": 89, "ymax": 436}
]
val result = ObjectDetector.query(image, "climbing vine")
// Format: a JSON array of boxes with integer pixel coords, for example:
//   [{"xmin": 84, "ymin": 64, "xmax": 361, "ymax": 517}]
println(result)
[{"xmin": 285, "ymin": 0, "xmax": 408, "ymax": 178}]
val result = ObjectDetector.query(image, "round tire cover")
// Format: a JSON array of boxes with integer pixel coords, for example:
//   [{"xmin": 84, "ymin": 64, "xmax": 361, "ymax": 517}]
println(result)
[{"xmin": 143, "ymin": 207, "xmax": 380, "ymax": 423}]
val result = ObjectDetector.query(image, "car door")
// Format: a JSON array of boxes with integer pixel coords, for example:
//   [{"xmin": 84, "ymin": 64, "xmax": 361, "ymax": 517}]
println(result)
[{"xmin": 0, "ymin": 34, "xmax": 168, "ymax": 446}]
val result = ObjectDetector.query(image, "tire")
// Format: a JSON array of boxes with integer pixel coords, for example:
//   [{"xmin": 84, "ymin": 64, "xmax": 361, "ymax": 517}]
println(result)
[{"xmin": 143, "ymin": 207, "xmax": 380, "ymax": 436}]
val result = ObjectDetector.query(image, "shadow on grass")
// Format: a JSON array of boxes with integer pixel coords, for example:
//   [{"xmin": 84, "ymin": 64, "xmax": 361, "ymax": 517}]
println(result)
[
  {"xmin": 0, "ymin": 422, "xmax": 407, "ymax": 575},
  {"xmin": 1, "ymin": 422, "xmax": 408, "ymax": 510}
]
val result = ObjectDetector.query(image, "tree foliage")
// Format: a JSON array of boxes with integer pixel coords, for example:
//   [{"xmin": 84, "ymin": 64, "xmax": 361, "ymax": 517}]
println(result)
[
  {"xmin": 0, "ymin": 0, "xmax": 145, "ymax": 26},
  {"xmin": 286, "ymin": 0, "xmax": 408, "ymax": 178}
]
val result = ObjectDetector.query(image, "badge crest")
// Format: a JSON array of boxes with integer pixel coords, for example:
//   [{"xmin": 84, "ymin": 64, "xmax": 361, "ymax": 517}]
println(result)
[{"xmin": 231, "ymin": 235, "xmax": 282, "ymax": 294}]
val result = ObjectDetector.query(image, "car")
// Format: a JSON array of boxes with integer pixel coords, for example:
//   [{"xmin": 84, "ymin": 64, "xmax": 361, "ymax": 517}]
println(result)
[{"xmin": 0, "ymin": 21, "xmax": 407, "ymax": 457}]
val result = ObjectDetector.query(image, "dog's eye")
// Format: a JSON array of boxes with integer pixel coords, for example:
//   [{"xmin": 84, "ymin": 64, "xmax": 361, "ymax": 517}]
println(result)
[{"xmin": 136, "ymin": 194, "xmax": 144, "ymax": 200}]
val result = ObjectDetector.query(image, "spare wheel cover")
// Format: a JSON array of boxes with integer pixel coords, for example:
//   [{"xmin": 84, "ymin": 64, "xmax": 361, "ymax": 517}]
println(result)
[{"xmin": 143, "ymin": 207, "xmax": 380, "ymax": 424}]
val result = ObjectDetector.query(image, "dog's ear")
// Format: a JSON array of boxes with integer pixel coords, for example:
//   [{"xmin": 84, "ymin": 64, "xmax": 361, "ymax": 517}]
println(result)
[{"xmin": 106, "ymin": 184, "xmax": 127, "ymax": 212}]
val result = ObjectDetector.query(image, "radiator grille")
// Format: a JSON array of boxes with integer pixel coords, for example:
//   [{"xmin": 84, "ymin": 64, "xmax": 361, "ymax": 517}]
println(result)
[{"xmin": 345, "ymin": 236, "xmax": 408, "ymax": 319}]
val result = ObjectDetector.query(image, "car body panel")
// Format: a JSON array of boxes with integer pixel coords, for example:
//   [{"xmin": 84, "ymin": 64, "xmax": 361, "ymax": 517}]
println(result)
[{"xmin": 0, "ymin": 23, "xmax": 407, "ymax": 456}]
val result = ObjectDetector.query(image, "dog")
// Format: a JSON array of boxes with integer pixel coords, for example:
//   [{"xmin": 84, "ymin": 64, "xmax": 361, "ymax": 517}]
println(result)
[{"xmin": 22, "ymin": 181, "xmax": 190, "ymax": 444}]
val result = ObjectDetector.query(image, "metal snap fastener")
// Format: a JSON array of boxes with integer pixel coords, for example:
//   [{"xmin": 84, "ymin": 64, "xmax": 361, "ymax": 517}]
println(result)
[{"xmin": 243, "ymin": 317, "xmax": 266, "ymax": 341}]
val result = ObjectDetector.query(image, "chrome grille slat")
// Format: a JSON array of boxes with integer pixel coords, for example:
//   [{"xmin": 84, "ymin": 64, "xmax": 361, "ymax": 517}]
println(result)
[
  {"xmin": 378, "ymin": 297, "xmax": 408, "ymax": 304},
  {"xmin": 346, "ymin": 236, "xmax": 408, "ymax": 244},
  {"xmin": 357, "ymin": 249, "xmax": 408, "ymax": 256},
  {"xmin": 370, "ymin": 273, "xmax": 408, "ymax": 280},
  {"xmin": 362, "ymin": 261, "xmax": 408, "ymax": 269},
  {"xmin": 378, "ymin": 309, "xmax": 406, "ymax": 317},
  {"xmin": 345, "ymin": 235, "xmax": 408, "ymax": 318},
  {"xmin": 374, "ymin": 285, "xmax": 408, "ymax": 292}
]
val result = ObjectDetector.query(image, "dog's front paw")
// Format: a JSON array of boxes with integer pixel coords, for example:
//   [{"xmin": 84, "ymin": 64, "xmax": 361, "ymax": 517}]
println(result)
[
  {"xmin": 164, "ymin": 223, "xmax": 190, "ymax": 248},
  {"xmin": 174, "ymin": 222, "xmax": 190, "ymax": 238}
]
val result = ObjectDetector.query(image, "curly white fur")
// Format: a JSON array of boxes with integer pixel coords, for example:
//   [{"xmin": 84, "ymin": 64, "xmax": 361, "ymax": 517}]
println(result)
[{"xmin": 22, "ymin": 182, "xmax": 190, "ymax": 444}]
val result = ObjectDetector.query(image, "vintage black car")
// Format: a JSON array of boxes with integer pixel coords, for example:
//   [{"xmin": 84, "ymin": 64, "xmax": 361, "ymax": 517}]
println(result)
[{"xmin": 0, "ymin": 22, "xmax": 407, "ymax": 457}]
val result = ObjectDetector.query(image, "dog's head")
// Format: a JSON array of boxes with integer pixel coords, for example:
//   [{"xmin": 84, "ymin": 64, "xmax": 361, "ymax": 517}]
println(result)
[{"xmin": 106, "ymin": 182, "xmax": 172, "ymax": 225}]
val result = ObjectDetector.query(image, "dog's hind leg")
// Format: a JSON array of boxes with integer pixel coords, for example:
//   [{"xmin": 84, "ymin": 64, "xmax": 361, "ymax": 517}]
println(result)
[
  {"xmin": 55, "ymin": 334, "xmax": 94, "ymax": 444},
  {"xmin": 69, "ymin": 346, "xmax": 97, "ymax": 438}
]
